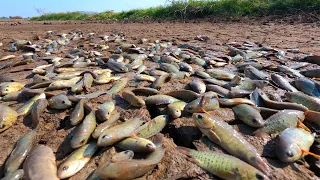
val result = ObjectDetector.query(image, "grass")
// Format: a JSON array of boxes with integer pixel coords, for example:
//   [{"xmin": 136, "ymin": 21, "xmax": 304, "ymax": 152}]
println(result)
[{"xmin": 30, "ymin": 0, "xmax": 320, "ymax": 21}]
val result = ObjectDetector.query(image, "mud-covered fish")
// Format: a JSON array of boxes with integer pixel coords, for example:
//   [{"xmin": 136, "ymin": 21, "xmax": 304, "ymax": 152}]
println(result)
[
  {"xmin": 97, "ymin": 109, "xmax": 146, "ymax": 146},
  {"xmin": 293, "ymin": 78, "xmax": 320, "ymax": 97},
  {"xmin": 5, "ymin": 130, "xmax": 36, "ymax": 175},
  {"xmin": 31, "ymin": 99, "xmax": 48, "ymax": 128},
  {"xmin": 184, "ymin": 93, "xmax": 219, "ymax": 113},
  {"xmin": 57, "ymin": 142, "xmax": 98, "ymax": 179},
  {"xmin": 98, "ymin": 134, "xmax": 164, "ymax": 180},
  {"xmin": 193, "ymin": 113, "xmax": 270, "ymax": 175},
  {"xmin": 165, "ymin": 90, "xmax": 200, "ymax": 102},
  {"xmin": 23, "ymin": 145, "xmax": 59, "ymax": 180},
  {"xmin": 177, "ymin": 147, "xmax": 269, "ymax": 180},
  {"xmin": 206, "ymin": 69, "xmax": 235, "ymax": 80},
  {"xmin": 189, "ymin": 78, "xmax": 206, "ymax": 94}
]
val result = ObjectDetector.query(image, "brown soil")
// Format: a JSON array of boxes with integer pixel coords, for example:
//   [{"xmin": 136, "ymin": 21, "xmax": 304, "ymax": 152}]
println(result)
[{"xmin": 0, "ymin": 19, "xmax": 320, "ymax": 180}]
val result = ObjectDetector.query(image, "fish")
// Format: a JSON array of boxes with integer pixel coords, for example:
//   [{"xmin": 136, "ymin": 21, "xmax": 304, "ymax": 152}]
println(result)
[
  {"xmin": 284, "ymin": 92, "xmax": 320, "ymax": 112},
  {"xmin": 160, "ymin": 63, "xmax": 179, "ymax": 73},
  {"xmin": 206, "ymin": 84, "xmax": 229, "ymax": 97},
  {"xmin": 189, "ymin": 78, "xmax": 206, "ymax": 94},
  {"xmin": 97, "ymin": 109, "xmax": 147, "ymax": 146},
  {"xmin": 116, "ymin": 136, "xmax": 156, "ymax": 153},
  {"xmin": 177, "ymin": 147, "xmax": 269, "ymax": 180},
  {"xmin": 135, "ymin": 74, "xmax": 156, "ymax": 82},
  {"xmin": 107, "ymin": 59, "xmax": 128, "ymax": 72},
  {"xmin": 0, "ymin": 55, "xmax": 15, "ymax": 61},
  {"xmin": 87, "ymin": 150, "xmax": 134, "ymax": 180},
  {"xmin": 301, "ymin": 55, "xmax": 320, "ymax": 65},
  {"xmin": 165, "ymin": 90, "xmax": 200, "ymax": 102},
  {"xmin": 244, "ymin": 65, "xmax": 269, "ymax": 80},
  {"xmin": 227, "ymin": 88, "xmax": 252, "ymax": 98},
  {"xmin": 271, "ymin": 74, "xmax": 298, "ymax": 92},
  {"xmin": 253, "ymin": 110, "xmax": 307, "ymax": 137},
  {"xmin": 218, "ymin": 98, "xmax": 255, "ymax": 106},
  {"xmin": 71, "ymin": 78, "xmax": 84, "ymax": 93},
  {"xmin": 83, "ymin": 73, "xmax": 94, "ymax": 90},
  {"xmin": 203, "ymin": 78, "xmax": 227, "ymax": 86},
  {"xmin": 121, "ymin": 89, "xmax": 146, "ymax": 107},
  {"xmin": 47, "ymin": 77, "xmax": 81, "ymax": 90},
  {"xmin": 48, "ymin": 94, "xmax": 72, "ymax": 109},
  {"xmin": 137, "ymin": 115, "xmax": 169, "ymax": 138},
  {"xmin": 293, "ymin": 78, "xmax": 320, "ymax": 97},
  {"xmin": 232, "ymin": 104, "xmax": 265, "ymax": 127},
  {"xmin": 4, "ymin": 130, "xmax": 36, "ymax": 175},
  {"xmin": 184, "ymin": 93, "xmax": 219, "ymax": 113},
  {"xmin": 132, "ymin": 87, "xmax": 159, "ymax": 96},
  {"xmin": 145, "ymin": 95, "xmax": 180, "ymax": 105},
  {"xmin": 1, "ymin": 169, "xmax": 24, "ymax": 180},
  {"xmin": 193, "ymin": 113, "xmax": 270, "ymax": 175},
  {"xmin": 300, "ymin": 69, "xmax": 320, "ymax": 78},
  {"xmin": 31, "ymin": 99, "xmax": 48, "ymax": 128},
  {"xmin": 92, "ymin": 110, "xmax": 120, "ymax": 139},
  {"xmin": 0, "ymin": 75, "xmax": 15, "ymax": 83},
  {"xmin": 304, "ymin": 110, "xmax": 320, "ymax": 127},
  {"xmin": 23, "ymin": 145, "xmax": 59, "ymax": 180},
  {"xmin": 16, "ymin": 93, "xmax": 46, "ymax": 116},
  {"xmin": 32, "ymin": 74, "xmax": 50, "ymax": 84},
  {"xmin": 179, "ymin": 62, "xmax": 193, "ymax": 72},
  {"xmin": 96, "ymin": 101, "xmax": 116, "ymax": 121},
  {"xmin": 276, "ymin": 128, "xmax": 316, "ymax": 162},
  {"xmin": 98, "ymin": 134, "xmax": 164, "ymax": 180},
  {"xmin": 151, "ymin": 73, "xmax": 171, "ymax": 90},
  {"xmin": 57, "ymin": 142, "xmax": 98, "ymax": 179},
  {"xmin": 206, "ymin": 69, "xmax": 235, "ymax": 80},
  {"xmin": 195, "ymin": 71, "xmax": 212, "ymax": 79},
  {"xmin": 0, "ymin": 82, "xmax": 25, "ymax": 96},
  {"xmin": 71, "ymin": 110, "xmax": 96, "ymax": 148},
  {"xmin": 167, "ymin": 101, "xmax": 187, "ymax": 118},
  {"xmin": 258, "ymin": 90, "xmax": 308, "ymax": 111},
  {"xmin": 94, "ymin": 76, "xmax": 121, "ymax": 84},
  {"xmin": 70, "ymin": 98, "xmax": 87, "ymax": 126},
  {"xmin": 106, "ymin": 78, "xmax": 128, "ymax": 95},
  {"xmin": 234, "ymin": 80, "xmax": 269, "ymax": 91},
  {"xmin": 131, "ymin": 54, "xmax": 147, "ymax": 69}
]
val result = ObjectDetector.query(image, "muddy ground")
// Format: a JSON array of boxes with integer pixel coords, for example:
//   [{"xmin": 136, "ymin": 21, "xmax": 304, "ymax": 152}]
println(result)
[{"xmin": 0, "ymin": 19, "xmax": 320, "ymax": 180}]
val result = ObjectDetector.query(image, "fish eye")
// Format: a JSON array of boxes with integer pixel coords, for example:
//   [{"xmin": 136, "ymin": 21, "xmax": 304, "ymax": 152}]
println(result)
[
  {"xmin": 197, "ymin": 114, "xmax": 203, "ymax": 119},
  {"xmin": 124, "ymin": 150, "xmax": 131, "ymax": 154},
  {"xmin": 0, "ymin": 124, "xmax": 4, "ymax": 129},
  {"xmin": 286, "ymin": 151, "xmax": 294, "ymax": 157},
  {"xmin": 188, "ymin": 107, "xmax": 192, "ymax": 110},
  {"xmin": 80, "ymin": 140, "xmax": 85, "ymax": 144},
  {"xmin": 62, "ymin": 101, "xmax": 66, "ymax": 104},
  {"xmin": 5, "ymin": 88, "xmax": 8, "ymax": 91},
  {"xmin": 252, "ymin": 119, "xmax": 257, "ymax": 123},
  {"xmin": 256, "ymin": 173, "xmax": 264, "ymax": 180},
  {"xmin": 63, "ymin": 166, "xmax": 68, "ymax": 171},
  {"xmin": 102, "ymin": 135, "xmax": 108, "ymax": 139}
]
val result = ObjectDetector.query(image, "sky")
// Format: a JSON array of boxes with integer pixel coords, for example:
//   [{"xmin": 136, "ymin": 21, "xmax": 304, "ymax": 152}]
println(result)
[{"xmin": 0, "ymin": 0, "xmax": 168, "ymax": 18}]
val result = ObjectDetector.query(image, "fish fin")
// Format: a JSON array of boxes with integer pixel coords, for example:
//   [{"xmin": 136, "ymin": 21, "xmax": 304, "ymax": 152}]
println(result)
[
  {"xmin": 147, "ymin": 121, "xmax": 153, "ymax": 131},
  {"xmin": 301, "ymin": 149, "xmax": 320, "ymax": 159},
  {"xmin": 208, "ymin": 129, "xmax": 221, "ymax": 143},
  {"xmin": 130, "ymin": 134, "xmax": 140, "ymax": 141},
  {"xmin": 200, "ymin": 107, "xmax": 211, "ymax": 115},
  {"xmin": 252, "ymin": 130, "xmax": 269, "ymax": 140},
  {"xmin": 297, "ymin": 121, "xmax": 311, "ymax": 133}
]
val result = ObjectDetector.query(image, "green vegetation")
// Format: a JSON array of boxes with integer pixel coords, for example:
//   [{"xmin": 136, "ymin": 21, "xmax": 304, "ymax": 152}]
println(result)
[{"xmin": 30, "ymin": 0, "xmax": 320, "ymax": 21}]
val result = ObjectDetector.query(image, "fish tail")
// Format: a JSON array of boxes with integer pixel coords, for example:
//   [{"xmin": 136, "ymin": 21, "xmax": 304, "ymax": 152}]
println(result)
[
  {"xmin": 176, "ymin": 146, "xmax": 191, "ymax": 156},
  {"xmin": 135, "ymin": 108, "xmax": 148, "ymax": 118},
  {"xmin": 153, "ymin": 133, "xmax": 163, "ymax": 146}
]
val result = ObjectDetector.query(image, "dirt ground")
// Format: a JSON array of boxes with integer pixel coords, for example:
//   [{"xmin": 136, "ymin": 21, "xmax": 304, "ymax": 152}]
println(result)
[{"xmin": 0, "ymin": 19, "xmax": 320, "ymax": 180}]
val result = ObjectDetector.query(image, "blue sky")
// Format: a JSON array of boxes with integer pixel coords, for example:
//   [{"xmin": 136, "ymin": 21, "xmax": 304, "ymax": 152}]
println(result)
[{"xmin": 0, "ymin": 0, "xmax": 167, "ymax": 18}]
